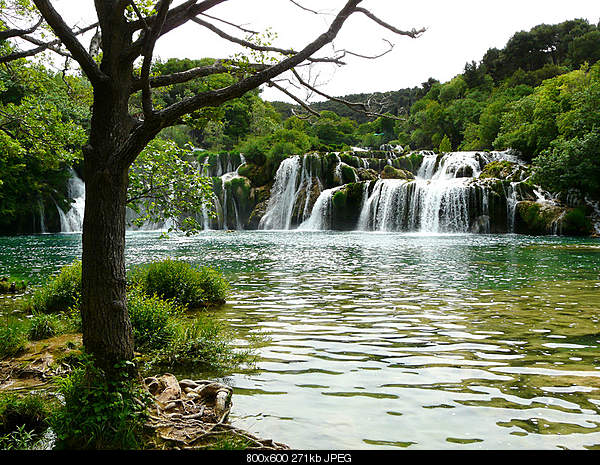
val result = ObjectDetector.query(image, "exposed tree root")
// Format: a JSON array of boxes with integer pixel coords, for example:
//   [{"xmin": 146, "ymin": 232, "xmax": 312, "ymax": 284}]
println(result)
[{"xmin": 144, "ymin": 374, "xmax": 289, "ymax": 450}]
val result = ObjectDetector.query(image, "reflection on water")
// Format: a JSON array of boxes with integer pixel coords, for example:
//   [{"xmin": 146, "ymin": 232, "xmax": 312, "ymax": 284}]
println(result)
[{"xmin": 1, "ymin": 231, "xmax": 600, "ymax": 449}]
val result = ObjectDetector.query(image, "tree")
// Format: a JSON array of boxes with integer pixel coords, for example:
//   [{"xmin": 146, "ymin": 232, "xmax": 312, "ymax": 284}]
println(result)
[{"xmin": 0, "ymin": 0, "xmax": 423, "ymax": 373}]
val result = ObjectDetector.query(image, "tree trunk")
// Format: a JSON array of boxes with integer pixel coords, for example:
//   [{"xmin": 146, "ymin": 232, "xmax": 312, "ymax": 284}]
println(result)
[{"xmin": 80, "ymin": 152, "xmax": 134, "ymax": 374}]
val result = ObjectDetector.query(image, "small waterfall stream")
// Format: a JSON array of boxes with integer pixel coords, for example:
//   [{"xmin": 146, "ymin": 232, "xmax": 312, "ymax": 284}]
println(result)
[{"xmin": 57, "ymin": 171, "xmax": 85, "ymax": 233}]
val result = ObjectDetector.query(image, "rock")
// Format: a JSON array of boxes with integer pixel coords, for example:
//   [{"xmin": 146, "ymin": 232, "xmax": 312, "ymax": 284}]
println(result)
[{"xmin": 380, "ymin": 165, "xmax": 415, "ymax": 180}]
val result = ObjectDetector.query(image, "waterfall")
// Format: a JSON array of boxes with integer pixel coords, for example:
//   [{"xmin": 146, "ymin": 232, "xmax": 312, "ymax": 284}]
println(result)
[
  {"xmin": 298, "ymin": 187, "xmax": 342, "ymax": 231},
  {"xmin": 58, "ymin": 171, "xmax": 85, "ymax": 233},
  {"xmin": 585, "ymin": 196, "xmax": 600, "ymax": 235},
  {"xmin": 356, "ymin": 151, "xmax": 517, "ymax": 234},
  {"xmin": 259, "ymin": 156, "xmax": 302, "ymax": 230},
  {"xmin": 38, "ymin": 200, "xmax": 47, "ymax": 234},
  {"xmin": 505, "ymin": 182, "xmax": 519, "ymax": 232}
]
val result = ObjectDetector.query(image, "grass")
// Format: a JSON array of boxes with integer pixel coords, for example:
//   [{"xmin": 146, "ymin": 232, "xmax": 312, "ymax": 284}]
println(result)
[
  {"xmin": 129, "ymin": 260, "xmax": 228, "ymax": 309},
  {"xmin": 0, "ymin": 319, "xmax": 28, "ymax": 359},
  {"xmin": 28, "ymin": 261, "xmax": 82, "ymax": 314},
  {"xmin": 0, "ymin": 392, "xmax": 56, "ymax": 437},
  {"xmin": 0, "ymin": 276, "xmax": 27, "ymax": 295},
  {"xmin": 144, "ymin": 316, "xmax": 256, "ymax": 373}
]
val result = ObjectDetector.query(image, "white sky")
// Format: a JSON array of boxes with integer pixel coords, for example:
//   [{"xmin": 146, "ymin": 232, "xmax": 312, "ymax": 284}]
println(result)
[{"xmin": 54, "ymin": 0, "xmax": 599, "ymax": 102}]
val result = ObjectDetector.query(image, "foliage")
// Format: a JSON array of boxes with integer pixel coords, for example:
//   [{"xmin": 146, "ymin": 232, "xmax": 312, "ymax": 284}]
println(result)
[
  {"xmin": 128, "ymin": 260, "xmax": 228, "ymax": 309},
  {"xmin": 0, "ymin": 276, "xmax": 26, "ymax": 294},
  {"xmin": 0, "ymin": 61, "xmax": 89, "ymax": 234},
  {"xmin": 147, "ymin": 316, "xmax": 255, "ymax": 372},
  {"xmin": 29, "ymin": 260, "xmax": 82, "ymax": 314},
  {"xmin": 127, "ymin": 139, "xmax": 214, "ymax": 235},
  {"xmin": 51, "ymin": 356, "xmax": 151, "ymax": 450},
  {"xmin": 0, "ymin": 319, "xmax": 27, "ymax": 358},
  {"xmin": 0, "ymin": 424, "xmax": 45, "ymax": 450},
  {"xmin": 0, "ymin": 392, "xmax": 54, "ymax": 436},
  {"xmin": 127, "ymin": 288, "xmax": 182, "ymax": 352}
]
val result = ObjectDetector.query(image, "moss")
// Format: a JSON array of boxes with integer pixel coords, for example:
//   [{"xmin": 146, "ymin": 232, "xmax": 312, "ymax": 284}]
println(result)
[
  {"xmin": 380, "ymin": 165, "xmax": 415, "ymax": 180},
  {"xmin": 560, "ymin": 207, "xmax": 593, "ymax": 236},
  {"xmin": 340, "ymin": 164, "xmax": 358, "ymax": 184},
  {"xmin": 332, "ymin": 190, "xmax": 347, "ymax": 211},
  {"xmin": 480, "ymin": 161, "xmax": 516, "ymax": 180},
  {"xmin": 516, "ymin": 201, "xmax": 564, "ymax": 235},
  {"xmin": 237, "ymin": 163, "xmax": 271, "ymax": 187}
]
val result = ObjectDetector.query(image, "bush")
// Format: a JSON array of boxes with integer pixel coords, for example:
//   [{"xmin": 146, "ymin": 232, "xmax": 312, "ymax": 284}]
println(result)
[
  {"xmin": 0, "ymin": 320, "xmax": 27, "ymax": 358},
  {"xmin": 29, "ymin": 261, "xmax": 82, "ymax": 314},
  {"xmin": 51, "ymin": 356, "xmax": 151, "ymax": 450},
  {"xmin": 129, "ymin": 260, "xmax": 228, "ymax": 308},
  {"xmin": 127, "ymin": 289, "xmax": 182, "ymax": 352}
]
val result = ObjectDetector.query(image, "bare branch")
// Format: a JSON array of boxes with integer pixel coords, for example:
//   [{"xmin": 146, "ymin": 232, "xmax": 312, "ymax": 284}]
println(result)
[
  {"xmin": 0, "ymin": 22, "xmax": 97, "ymax": 64},
  {"xmin": 354, "ymin": 7, "xmax": 426, "ymax": 38},
  {"xmin": 119, "ymin": 0, "xmax": 366, "ymax": 165},
  {"xmin": 288, "ymin": 0, "xmax": 321, "ymax": 15},
  {"xmin": 199, "ymin": 12, "xmax": 258, "ymax": 35},
  {"xmin": 140, "ymin": 0, "xmax": 172, "ymax": 119},
  {"xmin": 0, "ymin": 17, "xmax": 43, "ymax": 41},
  {"xmin": 130, "ymin": 60, "xmax": 269, "ymax": 92},
  {"xmin": 31, "ymin": 0, "xmax": 106, "ymax": 85},
  {"xmin": 291, "ymin": 68, "xmax": 403, "ymax": 121},
  {"xmin": 267, "ymin": 81, "xmax": 320, "ymax": 117},
  {"xmin": 335, "ymin": 38, "xmax": 395, "ymax": 60},
  {"xmin": 190, "ymin": 16, "xmax": 346, "ymax": 65}
]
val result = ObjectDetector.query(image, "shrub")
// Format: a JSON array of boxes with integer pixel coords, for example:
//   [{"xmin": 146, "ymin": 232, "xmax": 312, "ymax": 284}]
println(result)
[
  {"xmin": 51, "ymin": 356, "xmax": 151, "ymax": 450},
  {"xmin": 129, "ymin": 260, "xmax": 228, "ymax": 308},
  {"xmin": 127, "ymin": 289, "xmax": 182, "ymax": 352},
  {"xmin": 0, "ymin": 320, "xmax": 27, "ymax": 358},
  {"xmin": 29, "ymin": 261, "xmax": 82, "ymax": 314}
]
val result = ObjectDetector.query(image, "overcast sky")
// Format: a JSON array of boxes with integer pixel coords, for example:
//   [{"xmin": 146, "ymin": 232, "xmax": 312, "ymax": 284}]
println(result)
[{"xmin": 54, "ymin": 0, "xmax": 599, "ymax": 102}]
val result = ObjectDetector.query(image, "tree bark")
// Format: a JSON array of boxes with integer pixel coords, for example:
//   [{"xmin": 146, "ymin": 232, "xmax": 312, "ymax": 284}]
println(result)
[{"xmin": 80, "ymin": 153, "xmax": 134, "ymax": 373}]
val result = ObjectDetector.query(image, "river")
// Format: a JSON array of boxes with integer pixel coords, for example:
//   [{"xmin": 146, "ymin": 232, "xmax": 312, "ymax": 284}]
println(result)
[{"xmin": 1, "ymin": 231, "xmax": 600, "ymax": 449}]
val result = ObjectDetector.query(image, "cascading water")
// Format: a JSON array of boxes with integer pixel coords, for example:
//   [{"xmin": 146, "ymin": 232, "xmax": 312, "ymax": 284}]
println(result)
[
  {"xmin": 357, "ymin": 151, "xmax": 517, "ymax": 234},
  {"xmin": 298, "ymin": 187, "xmax": 343, "ymax": 231},
  {"xmin": 259, "ymin": 156, "xmax": 301, "ymax": 230},
  {"xmin": 57, "ymin": 171, "xmax": 85, "ymax": 233}
]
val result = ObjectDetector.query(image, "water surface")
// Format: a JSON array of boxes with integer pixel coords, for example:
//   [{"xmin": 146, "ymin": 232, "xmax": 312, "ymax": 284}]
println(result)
[{"xmin": 1, "ymin": 231, "xmax": 599, "ymax": 449}]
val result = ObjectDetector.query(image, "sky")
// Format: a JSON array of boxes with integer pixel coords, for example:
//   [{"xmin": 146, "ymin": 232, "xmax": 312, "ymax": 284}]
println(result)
[{"xmin": 52, "ymin": 0, "xmax": 600, "ymax": 102}]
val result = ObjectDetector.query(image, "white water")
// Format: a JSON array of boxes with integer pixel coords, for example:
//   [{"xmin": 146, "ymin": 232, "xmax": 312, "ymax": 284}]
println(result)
[
  {"xmin": 298, "ymin": 187, "xmax": 343, "ymax": 231},
  {"xmin": 57, "ymin": 171, "xmax": 85, "ymax": 233},
  {"xmin": 259, "ymin": 156, "xmax": 301, "ymax": 230},
  {"xmin": 357, "ymin": 151, "xmax": 515, "ymax": 233}
]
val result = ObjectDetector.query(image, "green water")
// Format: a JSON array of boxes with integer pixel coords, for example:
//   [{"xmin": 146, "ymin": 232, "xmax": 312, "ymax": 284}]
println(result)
[{"xmin": 1, "ymin": 231, "xmax": 600, "ymax": 449}]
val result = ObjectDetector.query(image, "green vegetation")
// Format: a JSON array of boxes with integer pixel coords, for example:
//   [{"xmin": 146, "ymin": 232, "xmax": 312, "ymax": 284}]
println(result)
[
  {"xmin": 0, "ymin": 392, "xmax": 55, "ymax": 437},
  {"xmin": 28, "ymin": 261, "xmax": 82, "ymax": 314},
  {"xmin": 127, "ymin": 289, "xmax": 181, "ymax": 352},
  {"xmin": 50, "ymin": 356, "xmax": 151, "ymax": 450},
  {"xmin": 0, "ymin": 319, "xmax": 27, "ymax": 358},
  {"xmin": 0, "ymin": 276, "xmax": 27, "ymax": 294},
  {"xmin": 129, "ymin": 260, "xmax": 229, "ymax": 309},
  {"xmin": 147, "ymin": 316, "xmax": 254, "ymax": 372}
]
